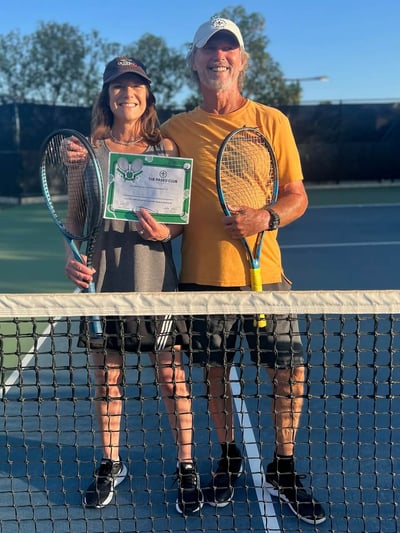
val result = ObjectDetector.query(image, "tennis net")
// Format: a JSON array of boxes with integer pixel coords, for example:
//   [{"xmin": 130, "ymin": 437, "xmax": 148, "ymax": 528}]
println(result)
[{"xmin": 0, "ymin": 290, "xmax": 399, "ymax": 533}]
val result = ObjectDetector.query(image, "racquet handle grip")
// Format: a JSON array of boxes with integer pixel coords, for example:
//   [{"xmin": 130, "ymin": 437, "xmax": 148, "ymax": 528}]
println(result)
[
  {"xmin": 88, "ymin": 282, "xmax": 103, "ymax": 337},
  {"xmin": 250, "ymin": 268, "xmax": 263, "ymax": 293},
  {"xmin": 250, "ymin": 268, "xmax": 267, "ymax": 328},
  {"xmin": 90, "ymin": 319, "xmax": 103, "ymax": 337}
]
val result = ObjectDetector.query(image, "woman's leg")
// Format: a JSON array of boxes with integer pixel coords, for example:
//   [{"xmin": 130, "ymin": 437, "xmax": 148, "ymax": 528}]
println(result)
[
  {"xmin": 91, "ymin": 349, "xmax": 124, "ymax": 461},
  {"xmin": 149, "ymin": 348, "xmax": 193, "ymax": 462}
]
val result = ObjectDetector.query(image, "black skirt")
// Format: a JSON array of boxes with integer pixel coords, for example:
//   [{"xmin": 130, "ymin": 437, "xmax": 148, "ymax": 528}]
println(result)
[{"xmin": 78, "ymin": 314, "xmax": 189, "ymax": 353}]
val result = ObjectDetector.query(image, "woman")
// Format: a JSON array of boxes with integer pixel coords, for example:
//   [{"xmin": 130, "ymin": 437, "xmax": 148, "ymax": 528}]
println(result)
[{"xmin": 66, "ymin": 57, "xmax": 201, "ymax": 515}]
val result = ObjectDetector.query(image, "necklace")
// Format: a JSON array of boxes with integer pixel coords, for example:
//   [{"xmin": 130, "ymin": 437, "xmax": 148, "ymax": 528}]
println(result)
[{"xmin": 110, "ymin": 133, "xmax": 143, "ymax": 146}]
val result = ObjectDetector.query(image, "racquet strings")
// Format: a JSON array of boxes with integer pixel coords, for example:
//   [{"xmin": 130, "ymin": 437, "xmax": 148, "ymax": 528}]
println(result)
[
  {"xmin": 219, "ymin": 129, "xmax": 275, "ymax": 210},
  {"xmin": 43, "ymin": 133, "xmax": 102, "ymax": 243}
]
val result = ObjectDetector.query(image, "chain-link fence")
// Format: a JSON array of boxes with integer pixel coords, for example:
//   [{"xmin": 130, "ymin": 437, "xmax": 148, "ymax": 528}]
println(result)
[{"xmin": 1, "ymin": 102, "xmax": 399, "ymax": 201}]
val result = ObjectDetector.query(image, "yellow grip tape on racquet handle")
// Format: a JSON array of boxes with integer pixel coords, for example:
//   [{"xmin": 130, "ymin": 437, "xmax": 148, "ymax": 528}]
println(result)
[{"xmin": 250, "ymin": 268, "xmax": 267, "ymax": 328}]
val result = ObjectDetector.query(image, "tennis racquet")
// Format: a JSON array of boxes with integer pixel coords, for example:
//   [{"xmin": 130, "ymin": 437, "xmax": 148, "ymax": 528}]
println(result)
[
  {"xmin": 40, "ymin": 129, "xmax": 104, "ymax": 337},
  {"xmin": 216, "ymin": 126, "xmax": 279, "ymax": 328}
]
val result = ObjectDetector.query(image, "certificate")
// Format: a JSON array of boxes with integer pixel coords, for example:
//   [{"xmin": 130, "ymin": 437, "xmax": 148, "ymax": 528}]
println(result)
[{"xmin": 104, "ymin": 152, "xmax": 193, "ymax": 224}]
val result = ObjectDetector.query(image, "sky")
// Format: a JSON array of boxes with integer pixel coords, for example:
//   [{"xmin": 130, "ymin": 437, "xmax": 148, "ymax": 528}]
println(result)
[{"xmin": 1, "ymin": 0, "xmax": 399, "ymax": 104}]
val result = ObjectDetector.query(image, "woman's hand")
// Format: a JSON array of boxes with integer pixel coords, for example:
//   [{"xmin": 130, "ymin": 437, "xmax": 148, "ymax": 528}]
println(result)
[
  {"xmin": 61, "ymin": 136, "xmax": 88, "ymax": 165},
  {"xmin": 65, "ymin": 255, "xmax": 96, "ymax": 289},
  {"xmin": 135, "ymin": 208, "xmax": 182, "ymax": 241}
]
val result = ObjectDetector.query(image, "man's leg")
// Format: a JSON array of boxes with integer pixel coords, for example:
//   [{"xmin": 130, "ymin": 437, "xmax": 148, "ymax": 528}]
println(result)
[
  {"xmin": 265, "ymin": 365, "xmax": 326, "ymax": 524},
  {"xmin": 203, "ymin": 364, "xmax": 243, "ymax": 507},
  {"xmin": 266, "ymin": 366, "xmax": 305, "ymax": 457}
]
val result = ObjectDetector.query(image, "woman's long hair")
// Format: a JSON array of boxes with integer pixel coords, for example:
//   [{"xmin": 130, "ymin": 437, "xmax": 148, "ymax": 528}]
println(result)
[{"xmin": 91, "ymin": 81, "xmax": 162, "ymax": 146}]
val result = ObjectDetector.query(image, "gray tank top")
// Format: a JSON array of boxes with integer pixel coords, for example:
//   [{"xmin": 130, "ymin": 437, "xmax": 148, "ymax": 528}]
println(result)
[{"xmin": 92, "ymin": 140, "xmax": 178, "ymax": 293}]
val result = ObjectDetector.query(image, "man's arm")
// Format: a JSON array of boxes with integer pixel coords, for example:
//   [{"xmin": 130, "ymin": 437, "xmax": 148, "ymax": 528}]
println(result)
[{"xmin": 222, "ymin": 180, "xmax": 308, "ymax": 238}]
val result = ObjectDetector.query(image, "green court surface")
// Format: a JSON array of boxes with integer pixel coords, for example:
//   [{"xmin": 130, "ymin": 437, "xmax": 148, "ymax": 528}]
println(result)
[
  {"xmin": 0, "ymin": 202, "xmax": 72, "ymax": 374},
  {"xmin": 306, "ymin": 181, "xmax": 400, "ymax": 206},
  {"xmin": 1, "ymin": 183, "xmax": 399, "ymax": 294},
  {"xmin": 0, "ymin": 202, "xmax": 72, "ymax": 294}
]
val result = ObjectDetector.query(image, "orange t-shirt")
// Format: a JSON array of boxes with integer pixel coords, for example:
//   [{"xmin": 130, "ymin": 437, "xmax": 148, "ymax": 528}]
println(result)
[{"xmin": 161, "ymin": 100, "xmax": 304, "ymax": 287}]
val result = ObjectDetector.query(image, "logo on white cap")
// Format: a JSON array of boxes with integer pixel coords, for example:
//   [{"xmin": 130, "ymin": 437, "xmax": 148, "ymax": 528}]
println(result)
[
  {"xmin": 193, "ymin": 17, "xmax": 245, "ymax": 49},
  {"xmin": 210, "ymin": 17, "xmax": 230, "ymax": 29}
]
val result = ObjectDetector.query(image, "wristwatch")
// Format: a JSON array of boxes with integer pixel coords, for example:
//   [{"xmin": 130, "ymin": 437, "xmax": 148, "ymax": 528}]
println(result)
[{"xmin": 264, "ymin": 206, "xmax": 280, "ymax": 231}]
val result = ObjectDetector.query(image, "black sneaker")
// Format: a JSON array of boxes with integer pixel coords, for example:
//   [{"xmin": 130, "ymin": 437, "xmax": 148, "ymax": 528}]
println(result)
[
  {"xmin": 175, "ymin": 462, "xmax": 203, "ymax": 515},
  {"xmin": 266, "ymin": 462, "xmax": 326, "ymax": 524},
  {"xmin": 84, "ymin": 458, "xmax": 128, "ymax": 508},
  {"xmin": 204, "ymin": 455, "xmax": 244, "ymax": 507}
]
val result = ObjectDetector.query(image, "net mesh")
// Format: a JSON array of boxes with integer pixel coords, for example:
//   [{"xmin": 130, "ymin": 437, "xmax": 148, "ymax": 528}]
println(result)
[{"xmin": 0, "ymin": 290, "xmax": 399, "ymax": 533}]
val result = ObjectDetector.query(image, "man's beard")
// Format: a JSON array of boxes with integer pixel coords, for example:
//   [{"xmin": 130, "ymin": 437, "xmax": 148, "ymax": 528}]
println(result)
[{"xmin": 204, "ymin": 77, "xmax": 233, "ymax": 92}]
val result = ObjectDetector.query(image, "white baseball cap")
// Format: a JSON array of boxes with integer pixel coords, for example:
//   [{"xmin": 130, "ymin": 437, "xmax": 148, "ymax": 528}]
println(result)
[{"xmin": 192, "ymin": 17, "xmax": 245, "ymax": 49}]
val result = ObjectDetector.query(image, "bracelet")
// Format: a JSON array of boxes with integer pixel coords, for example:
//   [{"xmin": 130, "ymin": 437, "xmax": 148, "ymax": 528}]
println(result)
[{"xmin": 161, "ymin": 232, "xmax": 172, "ymax": 243}]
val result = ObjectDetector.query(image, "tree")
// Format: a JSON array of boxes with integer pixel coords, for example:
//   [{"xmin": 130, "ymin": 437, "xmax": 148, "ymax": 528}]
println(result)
[
  {"xmin": 122, "ymin": 34, "xmax": 187, "ymax": 109},
  {"xmin": 0, "ymin": 8, "xmax": 300, "ymax": 108},
  {"xmin": 27, "ymin": 22, "xmax": 87, "ymax": 105},
  {"xmin": 222, "ymin": 6, "xmax": 301, "ymax": 105},
  {"xmin": 78, "ymin": 30, "xmax": 120, "ymax": 106},
  {"xmin": 0, "ymin": 31, "xmax": 32, "ymax": 103},
  {"xmin": 0, "ymin": 22, "xmax": 119, "ymax": 106},
  {"xmin": 182, "ymin": 6, "xmax": 301, "ymax": 108}
]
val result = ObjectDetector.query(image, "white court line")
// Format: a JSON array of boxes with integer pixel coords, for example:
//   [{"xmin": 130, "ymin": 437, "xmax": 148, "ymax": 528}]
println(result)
[
  {"xmin": 308, "ymin": 202, "xmax": 400, "ymax": 209},
  {"xmin": 231, "ymin": 366, "xmax": 281, "ymax": 533},
  {"xmin": 1, "ymin": 288, "xmax": 81, "ymax": 399},
  {"xmin": 0, "ymin": 321, "xmax": 54, "ymax": 399},
  {"xmin": 282, "ymin": 241, "xmax": 400, "ymax": 249}
]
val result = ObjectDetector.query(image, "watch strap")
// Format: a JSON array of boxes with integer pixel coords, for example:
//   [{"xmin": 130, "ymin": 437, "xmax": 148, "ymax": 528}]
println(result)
[{"xmin": 264, "ymin": 206, "xmax": 280, "ymax": 231}]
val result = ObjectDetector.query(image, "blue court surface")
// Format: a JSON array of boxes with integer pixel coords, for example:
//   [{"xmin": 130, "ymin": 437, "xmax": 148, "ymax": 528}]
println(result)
[
  {"xmin": 0, "ymin": 202, "xmax": 399, "ymax": 533},
  {"xmin": 280, "ymin": 203, "xmax": 400, "ymax": 291}
]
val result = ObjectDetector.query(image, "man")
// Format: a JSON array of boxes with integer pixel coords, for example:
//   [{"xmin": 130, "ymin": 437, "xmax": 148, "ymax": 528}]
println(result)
[{"xmin": 161, "ymin": 17, "xmax": 326, "ymax": 524}]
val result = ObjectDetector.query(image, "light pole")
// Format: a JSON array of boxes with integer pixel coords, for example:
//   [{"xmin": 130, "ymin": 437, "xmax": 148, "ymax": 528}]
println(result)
[
  {"xmin": 284, "ymin": 76, "xmax": 329, "ymax": 83},
  {"xmin": 284, "ymin": 76, "xmax": 329, "ymax": 103}
]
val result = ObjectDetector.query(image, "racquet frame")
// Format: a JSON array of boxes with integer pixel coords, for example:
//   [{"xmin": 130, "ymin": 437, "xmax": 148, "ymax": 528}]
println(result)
[
  {"xmin": 216, "ymin": 126, "xmax": 279, "ymax": 328},
  {"xmin": 40, "ymin": 129, "xmax": 104, "ymax": 336}
]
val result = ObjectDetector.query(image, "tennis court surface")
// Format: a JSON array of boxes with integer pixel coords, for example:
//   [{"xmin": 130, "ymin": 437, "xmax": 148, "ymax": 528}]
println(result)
[{"xmin": 0, "ymin": 200, "xmax": 399, "ymax": 533}]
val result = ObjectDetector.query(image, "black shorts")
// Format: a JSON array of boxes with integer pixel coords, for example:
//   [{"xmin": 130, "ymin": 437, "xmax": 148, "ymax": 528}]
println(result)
[
  {"xmin": 78, "ymin": 315, "xmax": 189, "ymax": 353},
  {"xmin": 179, "ymin": 280, "xmax": 304, "ymax": 369}
]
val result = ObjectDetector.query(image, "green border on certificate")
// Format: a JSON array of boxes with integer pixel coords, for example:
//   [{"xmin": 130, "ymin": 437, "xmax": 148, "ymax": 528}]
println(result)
[{"xmin": 104, "ymin": 152, "xmax": 193, "ymax": 224}]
